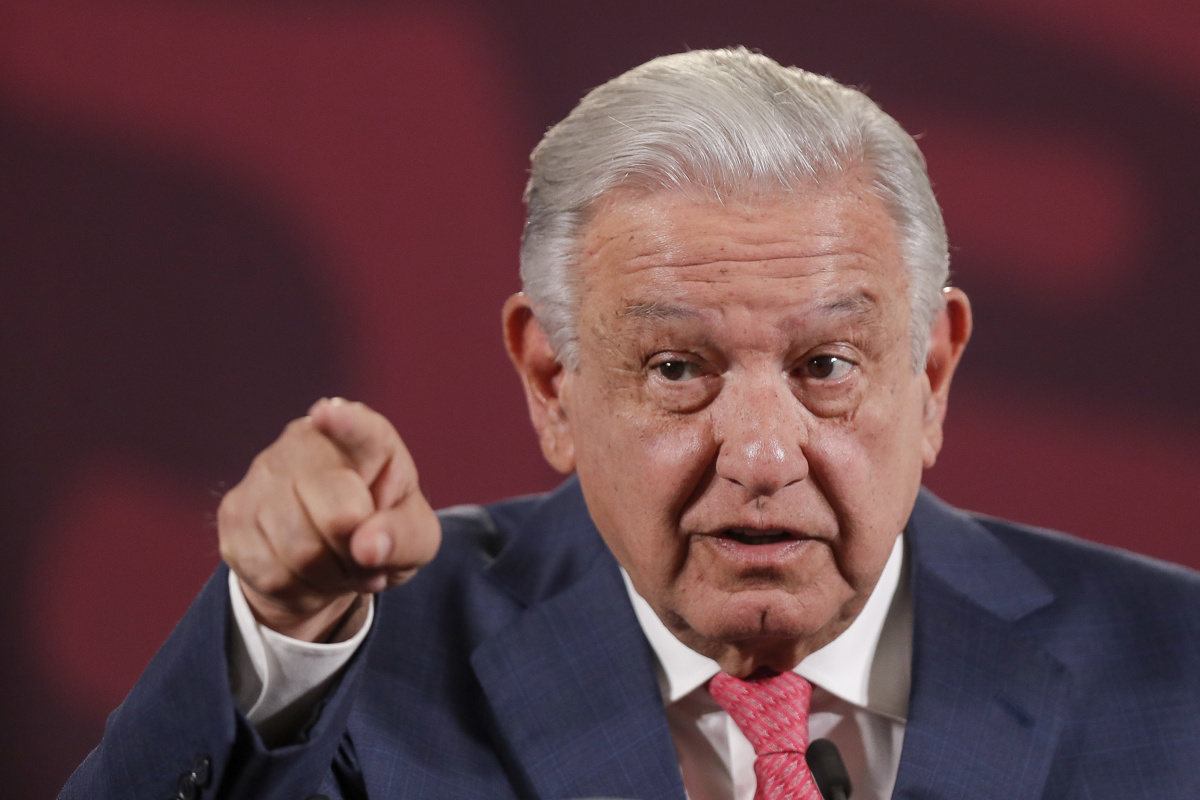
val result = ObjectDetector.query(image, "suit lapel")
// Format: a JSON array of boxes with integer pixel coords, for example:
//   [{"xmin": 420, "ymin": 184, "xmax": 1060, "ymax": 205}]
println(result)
[
  {"xmin": 472, "ymin": 479, "xmax": 687, "ymax": 800},
  {"xmin": 893, "ymin": 492, "xmax": 1071, "ymax": 800},
  {"xmin": 471, "ymin": 482, "xmax": 1074, "ymax": 799}
]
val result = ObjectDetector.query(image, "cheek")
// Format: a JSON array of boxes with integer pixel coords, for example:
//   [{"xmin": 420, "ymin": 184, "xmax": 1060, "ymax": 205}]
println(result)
[
  {"xmin": 572, "ymin": 394, "xmax": 716, "ymax": 565},
  {"xmin": 808, "ymin": 387, "xmax": 925, "ymax": 577},
  {"xmin": 575, "ymin": 378, "xmax": 714, "ymax": 496}
]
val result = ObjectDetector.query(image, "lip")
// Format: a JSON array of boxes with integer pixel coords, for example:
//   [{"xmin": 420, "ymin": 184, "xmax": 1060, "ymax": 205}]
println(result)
[
  {"xmin": 722, "ymin": 527, "xmax": 797, "ymax": 545},
  {"xmin": 696, "ymin": 528, "xmax": 822, "ymax": 568}
]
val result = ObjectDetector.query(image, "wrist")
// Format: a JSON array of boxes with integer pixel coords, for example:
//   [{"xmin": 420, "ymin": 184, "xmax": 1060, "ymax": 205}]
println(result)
[{"xmin": 239, "ymin": 579, "xmax": 366, "ymax": 643}]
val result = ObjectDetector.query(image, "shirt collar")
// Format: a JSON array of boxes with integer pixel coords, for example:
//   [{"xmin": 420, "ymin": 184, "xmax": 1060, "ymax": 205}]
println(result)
[{"xmin": 622, "ymin": 533, "xmax": 911, "ymax": 721}]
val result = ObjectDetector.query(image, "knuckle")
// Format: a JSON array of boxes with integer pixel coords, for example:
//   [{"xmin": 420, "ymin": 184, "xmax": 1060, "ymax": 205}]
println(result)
[
  {"xmin": 342, "ymin": 489, "xmax": 376, "ymax": 526},
  {"xmin": 216, "ymin": 490, "xmax": 238, "ymax": 528},
  {"xmin": 400, "ymin": 458, "xmax": 420, "ymax": 489},
  {"xmin": 283, "ymin": 416, "xmax": 313, "ymax": 436},
  {"xmin": 302, "ymin": 469, "xmax": 374, "ymax": 534},
  {"xmin": 217, "ymin": 486, "xmax": 251, "ymax": 533},
  {"xmin": 325, "ymin": 507, "xmax": 368, "ymax": 536},
  {"xmin": 217, "ymin": 537, "xmax": 237, "ymax": 567},
  {"xmin": 249, "ymin": 449, "xmax": 277, "ymax": 480},
  {"xmin": 279, "ymin": 533, "xmax": 327, "ymax": 571}
]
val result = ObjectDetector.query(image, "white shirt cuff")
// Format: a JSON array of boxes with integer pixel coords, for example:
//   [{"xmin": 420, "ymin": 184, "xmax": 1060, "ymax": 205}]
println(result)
[{"xmin": 226, "ymin": 570, "xmax": 373, "ymax": 744}]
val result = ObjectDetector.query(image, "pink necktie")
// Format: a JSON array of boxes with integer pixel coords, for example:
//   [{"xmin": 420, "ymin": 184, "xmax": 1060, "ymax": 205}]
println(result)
[{"xmin": 709, "ymin": 670, "xmax": 822, "ymax": 800}]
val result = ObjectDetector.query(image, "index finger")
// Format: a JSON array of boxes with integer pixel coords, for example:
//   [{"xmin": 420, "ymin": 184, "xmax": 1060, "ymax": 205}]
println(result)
[{"xmin": 307, "ymin": 397, "xmax": 420, "ymax": 509}]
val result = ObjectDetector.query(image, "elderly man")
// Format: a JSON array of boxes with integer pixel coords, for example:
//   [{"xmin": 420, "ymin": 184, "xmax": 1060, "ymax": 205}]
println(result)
[{"xmin": 63, "ymin": 48, "xmax": 1200, "ymax": 800}]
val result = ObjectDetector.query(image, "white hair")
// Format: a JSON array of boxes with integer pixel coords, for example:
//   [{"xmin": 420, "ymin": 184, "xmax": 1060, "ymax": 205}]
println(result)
[{"xmin": 520, "ymin": 47, "xmax": 949, "ymax": 370}]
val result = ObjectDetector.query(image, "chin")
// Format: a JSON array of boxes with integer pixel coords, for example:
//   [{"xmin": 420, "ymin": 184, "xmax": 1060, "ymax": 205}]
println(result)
[{"xmin": 672, "ymin": 587, "xmax": 849, "ymax": 663}]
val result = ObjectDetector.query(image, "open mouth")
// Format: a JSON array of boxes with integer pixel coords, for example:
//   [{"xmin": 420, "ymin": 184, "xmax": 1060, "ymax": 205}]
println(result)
[{"xmin": 723, "ymin": 529, "xmax": 795, "ymax": 545}]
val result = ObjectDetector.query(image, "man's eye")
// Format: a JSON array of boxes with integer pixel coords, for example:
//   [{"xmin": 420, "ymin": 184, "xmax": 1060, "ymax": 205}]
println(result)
[
  {"xmin": 806, "ymin": 355, "xmax": 853, "ymax": 380},
  {"xmin": 655, "ymin": 360, "xmax": 703, "ymax": 381}
]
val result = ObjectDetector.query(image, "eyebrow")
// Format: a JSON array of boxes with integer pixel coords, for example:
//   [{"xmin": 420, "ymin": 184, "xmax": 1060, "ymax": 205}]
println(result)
[
  {"xmin": 618, "ymin": 292, "xmax": 879, "ymax": 322},
  {"xmin": 820, "ymin": 292, "xmax": 879, "ymax": 318}
]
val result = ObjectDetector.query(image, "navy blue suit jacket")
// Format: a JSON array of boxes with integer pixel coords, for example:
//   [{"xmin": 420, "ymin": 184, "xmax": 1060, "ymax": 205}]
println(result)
[{"xmin": 62, "ymin": 479, "xmax": 1200, "ymax": 799}]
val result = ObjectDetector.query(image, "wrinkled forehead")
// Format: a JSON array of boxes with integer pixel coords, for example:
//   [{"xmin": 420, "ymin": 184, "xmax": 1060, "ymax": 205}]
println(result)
[
  {"xmin": 574, "ymin": 177, "xmax": 907, "ymax": 302},
  {"xmin": 567, "ymin": 181, "xmax": 912, "ymax": 360}
]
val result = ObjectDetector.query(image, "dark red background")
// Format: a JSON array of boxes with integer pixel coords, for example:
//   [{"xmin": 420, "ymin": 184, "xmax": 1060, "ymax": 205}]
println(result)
[{"xmin": 2, "ymin": 0, "xmax": 1198, "ymax": 793}]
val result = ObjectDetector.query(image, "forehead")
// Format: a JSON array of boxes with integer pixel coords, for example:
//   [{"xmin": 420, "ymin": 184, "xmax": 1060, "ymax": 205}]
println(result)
[{"xmin": 575, "ymin": 177, "xmax": 908, "ymax": 329}]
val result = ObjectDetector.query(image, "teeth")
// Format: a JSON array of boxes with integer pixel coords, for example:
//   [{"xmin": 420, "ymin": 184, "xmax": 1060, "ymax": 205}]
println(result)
[{"xmin": 725, "ymin": 529, "xmax": 791, "ymax": 545}]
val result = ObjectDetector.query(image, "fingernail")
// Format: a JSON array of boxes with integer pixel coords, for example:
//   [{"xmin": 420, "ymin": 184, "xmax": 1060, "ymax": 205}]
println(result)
[{"xmin": 373, "ymin": 532, "xmax": 393, "ymax": 564}]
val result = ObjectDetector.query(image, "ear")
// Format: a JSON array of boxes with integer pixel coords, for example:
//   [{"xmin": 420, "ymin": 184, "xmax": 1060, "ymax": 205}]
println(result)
[
  {"xmin": 502, "ymin": 293, "xmax": 576, "ymax": 474},
  {"xmin": 920, "ymin": 287, "xmax": 972, "ymax": 468}
]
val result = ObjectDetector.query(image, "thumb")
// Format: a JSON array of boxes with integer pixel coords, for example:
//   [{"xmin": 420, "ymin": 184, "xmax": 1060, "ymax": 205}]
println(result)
[{"xmin": 347, "ymin": 493, "xmax": 442, "ymax": 582}]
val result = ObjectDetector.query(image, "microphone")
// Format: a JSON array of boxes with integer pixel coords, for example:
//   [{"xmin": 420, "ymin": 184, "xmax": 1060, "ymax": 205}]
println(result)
[{"xmin": 806, "ymin": 738, "xmax": 852, "ymax": 800}]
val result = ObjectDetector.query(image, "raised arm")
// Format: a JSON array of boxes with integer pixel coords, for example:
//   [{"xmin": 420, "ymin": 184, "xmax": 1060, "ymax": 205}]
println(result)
[{"xmin": 218, "ymin": 397, "xmax": 442, "ymax": 643}]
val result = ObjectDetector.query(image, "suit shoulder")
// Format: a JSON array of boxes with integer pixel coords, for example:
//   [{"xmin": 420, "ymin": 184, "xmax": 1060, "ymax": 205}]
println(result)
[
  {"xmin": 971, "ymin": 512, "xmax": 1200, "ymax": 603},
  {"xmin": 430, "ymin": 492, "xmax": 548, "ymax": 565},
  {"xmin": 911, "ymin": 491, "xmax": 1200, "ymax": 664},
  {"xmin": 963, "ymin": 511, "xmax": 1200, "ymax": 681}
]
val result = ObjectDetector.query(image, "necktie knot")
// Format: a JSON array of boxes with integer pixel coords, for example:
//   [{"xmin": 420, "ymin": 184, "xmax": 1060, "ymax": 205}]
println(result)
[{"xmin": 709, "ymin": 670, "xmax": 821, "ymax": 800}]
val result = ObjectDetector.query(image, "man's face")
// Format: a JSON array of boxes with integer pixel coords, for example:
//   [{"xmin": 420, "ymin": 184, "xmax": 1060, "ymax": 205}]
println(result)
[{"xmin": 516, "ymin": 172, "xmax": 962, "ymax": 675}]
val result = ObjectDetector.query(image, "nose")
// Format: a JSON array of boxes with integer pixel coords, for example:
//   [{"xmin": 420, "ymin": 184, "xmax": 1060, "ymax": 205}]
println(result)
[{"xmin": 713, "ymin": 375, "xmax": 809, "ymax": 497}]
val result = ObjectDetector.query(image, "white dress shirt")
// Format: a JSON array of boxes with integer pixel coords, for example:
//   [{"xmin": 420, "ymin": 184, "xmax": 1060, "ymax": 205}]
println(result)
[
  {"xmin": 227, "ymin": 570, "xmax": 372, "ymax": 745},
  {"xmin": 229, "ymin": 535, "xmax": 911, "ymax": 796}
]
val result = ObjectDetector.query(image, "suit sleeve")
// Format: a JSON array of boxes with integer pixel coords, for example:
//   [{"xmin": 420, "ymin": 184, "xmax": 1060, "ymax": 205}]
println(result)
[{"xmin": 58, "ymin": 563, "xmax": 369, "ymax": 800}]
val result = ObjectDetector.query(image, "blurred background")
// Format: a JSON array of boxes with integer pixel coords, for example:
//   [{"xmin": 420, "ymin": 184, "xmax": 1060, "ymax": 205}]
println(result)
[{"xmin": 2, "ymin": 0, "xmax": 1198, "ymax": 793}]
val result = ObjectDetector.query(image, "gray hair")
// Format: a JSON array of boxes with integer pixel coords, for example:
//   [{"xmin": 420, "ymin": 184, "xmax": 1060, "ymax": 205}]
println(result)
[{"xmin": 520, "ymin": 47, "xmax": 948, "ymax": 370}]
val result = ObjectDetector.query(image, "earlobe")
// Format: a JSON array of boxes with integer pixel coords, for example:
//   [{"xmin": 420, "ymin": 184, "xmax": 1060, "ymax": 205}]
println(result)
[
  {"xmin": 502, "ymin": 293, "xmax": 576, "ymax": 474},
  {"xmin": 920, "ymin": 287, "xmax": 972, "ymax": 468}
]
